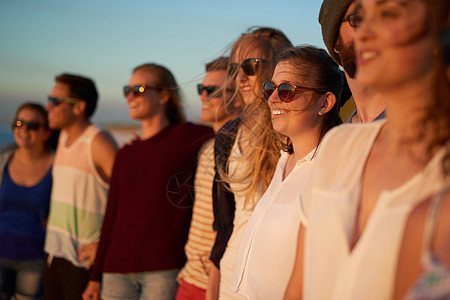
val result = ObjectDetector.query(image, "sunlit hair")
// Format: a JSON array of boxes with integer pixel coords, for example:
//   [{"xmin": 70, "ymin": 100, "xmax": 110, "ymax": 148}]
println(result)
[
  {"xmin": 206, "ymin": 56, "xmax": 229, "ymax": 72},
  {"xmin": 419, "ymin": 0, "xmax": 450, "ymax": 177},
  {"xmin": 55, "ymin": 73, "xmax": 98, "ymax": 118},
  {"xmin": 220, "ymin": 27, "xmax": 293, "ymax": 207},
  {"xmin": 274, "ymin": 46, "xmax": 344, "ymax": 154},
  {"xmin": 133, "ymin": 63, "xmax": 185, "ymax": 124}
]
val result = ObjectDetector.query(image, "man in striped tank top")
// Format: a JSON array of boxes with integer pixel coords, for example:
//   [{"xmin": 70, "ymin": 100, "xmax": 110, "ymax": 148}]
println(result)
[
  {"xmin": 175, "ymin": 57, "xmax": 240, "ymax": 300},
  {"xmin": 43, "ymin": 74, "xmax": 118, "ymax": 300}
]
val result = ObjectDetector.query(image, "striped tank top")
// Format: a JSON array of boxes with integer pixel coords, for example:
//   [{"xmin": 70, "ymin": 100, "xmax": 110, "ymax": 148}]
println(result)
[{"xmin": 44, "ymin": 124, "xmax": 109, "ymax": 268}]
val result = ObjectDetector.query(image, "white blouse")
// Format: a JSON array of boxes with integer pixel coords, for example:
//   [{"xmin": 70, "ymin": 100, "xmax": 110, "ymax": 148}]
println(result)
[
  {"xmin": 231, "ymin": 149, "xmax": 316, "ymax": 300},
  {"xmin": 301, "ymin": 120, "xmax": 448, "ymax": 300}
]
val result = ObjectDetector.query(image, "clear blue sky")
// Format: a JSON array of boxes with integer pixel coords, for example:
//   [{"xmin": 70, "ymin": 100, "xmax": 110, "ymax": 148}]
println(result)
[{"xmin": 0, "ymin": 0, "xmax": 326, "ymax": 126}]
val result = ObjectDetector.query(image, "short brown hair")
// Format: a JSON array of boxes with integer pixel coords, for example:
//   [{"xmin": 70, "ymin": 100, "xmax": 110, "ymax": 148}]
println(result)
[
  {"xmin": 206, "ymin": 57, "xmax": 229, "ymax": 72},
  {"xmin": 55, "ymin": 73, "xmax": 98, "ymax": 118}
]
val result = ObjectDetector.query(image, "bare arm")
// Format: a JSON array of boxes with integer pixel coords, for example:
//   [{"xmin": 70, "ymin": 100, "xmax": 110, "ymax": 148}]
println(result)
[
  {"xmin": 206, "ymin": 263, "xmax": 220, "ymax": 300},
  {"xmin": 78, "ymin": 131, "xmax": 117, "ymax": 269},
  {"xmin": 92, "ymin": 131, "xmax": 118, "ymax": 183},
  {"xmin": 284, "ymin": 224, "xmax": 305, "ymax": 300}
]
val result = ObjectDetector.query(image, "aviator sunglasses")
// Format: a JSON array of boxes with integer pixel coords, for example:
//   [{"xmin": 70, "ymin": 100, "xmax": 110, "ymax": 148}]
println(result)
[
  {"xmin": 229, "ymin": 58, "xmax": 267, "ymax": 76},
  {"xmin": 263, "ymin": 81, "xmax": 326, "ymax": 103},
  {"xmin": 48, "ymin": 96, "xmax": 80, "ymax": 106},
  {"xmin": 123, "ymin": 85, "xmax": 162, "ymax": 97},
  {"xmin": 197, "ymin": 84, "xmax": 220, "ymax": 96},
  {"xmin": 12, "ymin": 119, "xmax": 44, "ymax": 130}
]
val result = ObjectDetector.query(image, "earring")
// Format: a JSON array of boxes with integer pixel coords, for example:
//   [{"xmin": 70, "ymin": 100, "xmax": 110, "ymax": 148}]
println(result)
[{"xmin": 318, "ymin": 110, "xmax": 324, "ymax": 116}]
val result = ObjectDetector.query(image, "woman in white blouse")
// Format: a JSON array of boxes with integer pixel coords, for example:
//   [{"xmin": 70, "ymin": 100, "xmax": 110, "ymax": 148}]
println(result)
[{"xmin": 231, "ymin": 45, "xmax": 345, "ymax": 300}]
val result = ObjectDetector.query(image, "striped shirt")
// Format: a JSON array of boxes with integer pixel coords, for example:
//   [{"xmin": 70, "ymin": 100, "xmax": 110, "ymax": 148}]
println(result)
[
  {"xmin": 177, "ymin": 138, "xmax": 216, "ymax": 289},
  {"xmin": 44, "ymin": 124, "xmax": 109, "ymax": 268}
]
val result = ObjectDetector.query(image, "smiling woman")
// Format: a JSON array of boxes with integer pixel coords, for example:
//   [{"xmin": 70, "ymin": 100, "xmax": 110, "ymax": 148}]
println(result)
[
  {"xmin": 294, "ymin": 0, "xmax": 450, "ymax": 299},
  {"xmin": 83, "ymin": 63, "xmax": 213, "ymax": 300},
  {"xmin": 0, "ymin": 102, "xmax": 53, "ymax": 300},
  {"xmin": 232, "ymin": 46, "xmax": 343, "ymax": 300}
]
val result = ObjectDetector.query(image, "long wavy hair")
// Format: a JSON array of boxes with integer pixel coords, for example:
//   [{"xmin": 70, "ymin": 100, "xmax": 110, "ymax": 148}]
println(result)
[
  {"xmin": 417, "ymin": 0, "xmax": 450, "ymax": 177},
  {"xmin": 220, "ymin": 27, "xmax": 293, "ymax": 207}
]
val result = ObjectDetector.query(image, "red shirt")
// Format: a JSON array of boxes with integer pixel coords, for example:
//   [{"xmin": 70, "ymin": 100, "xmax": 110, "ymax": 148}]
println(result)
[{"xmin": 91, "ymin": 123, "xmax": 213, "ymax": 281}]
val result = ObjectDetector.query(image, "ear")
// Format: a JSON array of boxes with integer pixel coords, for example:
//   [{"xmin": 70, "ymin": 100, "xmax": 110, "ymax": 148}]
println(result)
[
  {"xmin": 318, "ymin": 92, "xmax": 337, "ymax": 116},
  {"xmin": 73, "ymin": 100, "xmax": 87, "ymax": 117},
  {"xmin": 334, "ymin": 46, "xmax": 341, "ymax": 55},
  {"xmin": 158, "ymin": 91, "xmax": 170, "ymax": 105}
]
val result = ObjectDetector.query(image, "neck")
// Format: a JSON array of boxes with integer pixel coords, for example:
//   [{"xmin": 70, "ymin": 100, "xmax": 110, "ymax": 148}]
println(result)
[
  {"xmin": 346, "ymin": 73, "xmax": 386, "ymax": 123},
  {"xmin": 213, "ymin": 114, "xmax": 238, "ymax": 133},
  {"xmin": 15, "ymin": 145, "xmax": 49, "ymax": 162},
  {"xmin": 63, "ymin": 119, "xmax": 91, "ymax": 146},
  {"xmin": 141, "ymin": 114, "xmax": 171, "ymax": 140},
  {"xmin": 379, "ymin": 72, "xmax": 435, "ymax": 155},
  {"xmin": 289, "ymin": 126, "xmax": 320, "ymax": 167}
]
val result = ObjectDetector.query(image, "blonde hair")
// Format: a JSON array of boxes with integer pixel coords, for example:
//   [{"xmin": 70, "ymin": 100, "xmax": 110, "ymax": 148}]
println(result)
[
  {"xmin": 220, "ymin": 27, "xmax": 293, "ymax": 207},
  {"xmin": 133, "ymin": 63, "xmax": 185, "ymax": 124}
]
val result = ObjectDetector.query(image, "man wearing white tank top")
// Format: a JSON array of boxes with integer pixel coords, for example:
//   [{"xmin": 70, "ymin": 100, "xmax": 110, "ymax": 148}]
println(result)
[{"xmin": 43, "ymin": 73, "xmax": 118, "ymax": 300}]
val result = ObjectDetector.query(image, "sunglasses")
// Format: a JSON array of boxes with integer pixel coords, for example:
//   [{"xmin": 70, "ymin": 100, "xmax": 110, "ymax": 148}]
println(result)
[
  {"xmin": 263, "ymin": 81, "xmax": 326, "ymax": 103},
  {"xmin": 341, "ymin": 13, "xmax": 363, "ymax": 28},
  {"xmin": 48, "ymin": 96, "xmax": 80, "ymax": 106},
  {"xmin": 12, "ymin": 119, "xmax": 44, "ymax": 130},
  {"xmin": 123, "ymin": 85, "xmax": 162, "ymax": 97},
  {"xmin": 229, "ymin": 58, "xmax": 267, "ymax": 76},
  {"xmin": 197, "ymin": 84, "xmax": 220, "ymax": 96}
]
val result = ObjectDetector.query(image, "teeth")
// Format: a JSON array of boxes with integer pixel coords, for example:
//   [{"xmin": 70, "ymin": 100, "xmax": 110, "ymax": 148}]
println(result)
[
  {"xmin": 361, "ymin": 51, "xmax": 376, "ymax": 60},
  {"xmin": 241, "ymin": 86, "xmax": 252, "ymax": 92},
  {"xmin": 272, "ymin": 109, "xmax": 287, "ymax": 116}
]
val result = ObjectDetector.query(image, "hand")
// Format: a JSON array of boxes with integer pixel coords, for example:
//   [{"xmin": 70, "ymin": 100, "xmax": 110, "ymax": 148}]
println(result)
[
  {"xmin": 77, "ymin": 242, "xmax": 98, "ymax": 270},
  {"xmin": 82, "ymin": 280, "xmax": 101, "ymax": 300},
  {"xmin": 199, "ymin": 255, "xmax": 213, "ymax": 275},
  {"xmin": 122, "ymin": 132, "xmax": 140, "ymax": 148},
  {"xmin": 205, "ymin": 264, "xmax": 220, "ymax": 300}
]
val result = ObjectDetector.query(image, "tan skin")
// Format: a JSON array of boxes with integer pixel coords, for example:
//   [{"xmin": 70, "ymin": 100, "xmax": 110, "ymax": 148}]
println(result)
[
  {"xmin": 354, "ymin": 0, "xmax": 449, "ymax": 298},
  {"xmin": 46, "ymin": 82, "xmax": 118, "ymax": 291},
  {"xmin": 9, "ymin": 108, "xmax": 53, "ymax": 188},
  {"xmin": 285, "ymin": 0, "xmax": 448, "ymax": 298},
  {"xmin": 394, "ymin": 192, "xmax": 450, "ymax": 299},
  {"xmin": 335, "ymin": 3, "xmax": 385, "ymax": 124}
]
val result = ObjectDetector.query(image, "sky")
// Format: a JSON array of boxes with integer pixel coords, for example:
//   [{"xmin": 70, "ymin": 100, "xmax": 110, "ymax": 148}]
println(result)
[{"xmin": 0, "ymin": 0, "xmax": 327, "ymax": 127}]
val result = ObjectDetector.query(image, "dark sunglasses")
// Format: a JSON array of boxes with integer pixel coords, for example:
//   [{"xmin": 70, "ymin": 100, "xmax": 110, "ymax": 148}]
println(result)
[
  {"xmin": 197, "ymin": 84, "xmax": 221, "ymax": 96},
  {"xmin": 341, "ymin": 13, "xmax": 363, "ymax": 28},
  {"xmin": 12, "ymin": 119, "xmax": 44, "ymax": 130},
  {"xmin": 263, "ymin": 81, "xmax": 326, "ymax": 103},
  {"xmin": 123, "ymin": 85, "xmax": 162, "ymax": 97},
  {"xmin": 48, "ymin": 96, "xmax": 79, "ymax": 106},
  {"xmin": 229, "ymin": 58, "xmax": 267, "ymax": 76}
]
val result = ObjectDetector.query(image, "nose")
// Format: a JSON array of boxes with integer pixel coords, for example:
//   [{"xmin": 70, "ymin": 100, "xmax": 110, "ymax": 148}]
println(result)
[
  {"xmin": 45, "ymin": 101, "xmax": 53, "ymax": 111},
  {"xmin": 268, "ymin": 89, "xmax": 281, "ymax": 104},
  {"xmin": 239, "ymin": 68, "xmax": 249, "ymax": 83},
  {"xmin": 355, "ymin": 15, "xmax": 373, "ymax": 44},
  {"xmin": 126, "ymin": 93, "xmax": 134, "ymax": 103},
  {"xmin": 200, "ymin": 90, "xmax": 208, "ymax": 103}
]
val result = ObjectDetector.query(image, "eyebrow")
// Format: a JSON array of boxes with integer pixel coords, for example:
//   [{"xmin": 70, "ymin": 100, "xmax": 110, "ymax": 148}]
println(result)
[{"xmin": 374, "ymin": 0, "xmax": 408, "ymax": 7}]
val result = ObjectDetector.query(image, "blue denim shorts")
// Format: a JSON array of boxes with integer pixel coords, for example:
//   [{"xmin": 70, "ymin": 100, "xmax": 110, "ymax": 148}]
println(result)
[
  {"xmin": 102, "ymin": 269, "xmax": 179, "ymax": 300},
  {"xmin": 0, "ymin": 257, "xmax": 44, "ymax": 300}
]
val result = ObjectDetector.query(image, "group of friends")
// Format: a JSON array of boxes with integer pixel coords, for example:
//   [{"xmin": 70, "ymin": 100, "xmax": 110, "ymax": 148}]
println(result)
[{"xmin": 0, "ymin": 0, "xmax": 449, "ymax": 299}]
